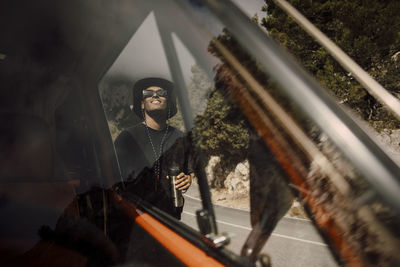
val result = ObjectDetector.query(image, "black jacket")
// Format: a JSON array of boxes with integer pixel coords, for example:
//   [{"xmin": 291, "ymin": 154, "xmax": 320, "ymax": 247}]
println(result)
[{"xmin": 114, "ymin": 123, "xmax": 194, "ymax": 219}]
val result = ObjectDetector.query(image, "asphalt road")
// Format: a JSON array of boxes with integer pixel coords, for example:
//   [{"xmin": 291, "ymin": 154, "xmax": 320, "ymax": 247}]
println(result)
[{"xmin": 181, "ymin": 186, "xmax": 338, "ymax": 267}]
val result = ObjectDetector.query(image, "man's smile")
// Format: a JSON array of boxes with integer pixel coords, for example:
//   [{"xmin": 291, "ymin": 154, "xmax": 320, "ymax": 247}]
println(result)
[{"xmin": 142, "ymin": 86, "xmax": 168, "ymax": 112}]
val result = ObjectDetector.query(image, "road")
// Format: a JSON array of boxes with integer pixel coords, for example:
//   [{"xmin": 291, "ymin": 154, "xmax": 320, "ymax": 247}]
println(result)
[{"xmin": 181, "ymin": 186, "xmax": 338, "ymax": 267}]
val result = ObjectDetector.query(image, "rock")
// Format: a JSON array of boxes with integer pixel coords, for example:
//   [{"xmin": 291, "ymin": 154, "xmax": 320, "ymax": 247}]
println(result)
[
  {"xmin": 235, "ymin": 161, "xmax": 250, "ymax": 181},
  {"xmin": 224, "ymin": 160, "xmax": 249, "ymax": 196},
  {"xmin": 224, "ymin": 171, "xmax": 235, "ymax": 193},
  {"xmin": 391, "ymin": 51, "xmax": 400, "ymax": 62},
  {"xmin": 205, "ymin": 156, "xmax": 220, "ymax": 185},
  {"xmin": 375, "ymin": 129, "xmax": 400, "ymax": 165}
]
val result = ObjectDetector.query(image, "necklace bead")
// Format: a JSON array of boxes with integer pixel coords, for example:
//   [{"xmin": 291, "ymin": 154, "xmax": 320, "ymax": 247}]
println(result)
[{"xmin": 142, "ymin": 108, "xmax": 171, "ymax": 187}]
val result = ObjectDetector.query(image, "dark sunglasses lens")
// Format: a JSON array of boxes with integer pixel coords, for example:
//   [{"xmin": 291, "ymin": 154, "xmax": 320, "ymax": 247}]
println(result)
[
  {"xmin": 143, "ymin": 89, "xmax": 167, "ymax": 98},
  {"xmin": 143, "ymin": 90, "xmax": 153, "ymax": 98},
  {"xmin": 157, "ymin": 90, "xmax": 168, "ymax": 97}
]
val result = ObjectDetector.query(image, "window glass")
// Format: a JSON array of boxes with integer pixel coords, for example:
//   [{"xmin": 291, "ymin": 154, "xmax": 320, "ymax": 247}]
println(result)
[
  {"xmin": 99, "ymin": 10, "xmax": 202, "ymax": 226},
  {"xmin": 170, "ymin": 30, "xmax": 337, "ymax": 265},
  {"xmin": 99, "ymin": 5, "xmax": 337, "ymax": 265},
  {"xmin": 98, "ymin": 1, "xmax": 400, "ymax": 266}
]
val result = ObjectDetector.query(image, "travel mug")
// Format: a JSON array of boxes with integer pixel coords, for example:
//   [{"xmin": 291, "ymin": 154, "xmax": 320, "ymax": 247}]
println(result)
[{"xmin": 169, "ymin": 166, "xmax": 184, "ymax": 207}]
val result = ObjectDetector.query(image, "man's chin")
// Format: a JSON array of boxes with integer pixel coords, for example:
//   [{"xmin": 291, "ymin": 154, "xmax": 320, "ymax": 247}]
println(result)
[{"xmin": 146, "ymin": 109, "xmax": 168, "ymax": 118}]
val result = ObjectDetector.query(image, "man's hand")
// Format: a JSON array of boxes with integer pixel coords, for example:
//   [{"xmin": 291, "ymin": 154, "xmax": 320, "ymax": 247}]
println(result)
[{"xmin": 174, "ymin": 172, "xmax": 192, "ymax": 191}]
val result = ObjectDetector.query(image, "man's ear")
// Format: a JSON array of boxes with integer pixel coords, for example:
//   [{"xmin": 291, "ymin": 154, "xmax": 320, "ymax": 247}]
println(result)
[{"xmin": 141, "ymin": 101, "xmax": 144, "ymax": 109}]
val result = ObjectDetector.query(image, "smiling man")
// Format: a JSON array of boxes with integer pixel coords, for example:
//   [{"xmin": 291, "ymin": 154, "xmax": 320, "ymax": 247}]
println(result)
[{"xmin": 114, "ymin": 77, "xmax": 193, "ymax": 219}]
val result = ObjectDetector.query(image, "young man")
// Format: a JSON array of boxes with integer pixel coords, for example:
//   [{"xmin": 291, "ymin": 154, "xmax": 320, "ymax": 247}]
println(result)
[{"xmin": 114, "ymin": 77, "xmax": 193, "ymax": 219}]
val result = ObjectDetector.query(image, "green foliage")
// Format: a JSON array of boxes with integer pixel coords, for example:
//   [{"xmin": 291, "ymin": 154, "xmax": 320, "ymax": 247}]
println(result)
[
  {"xmin": 191, "ymin": 61, "xmax": 250, "ymax": 179},
  {"xmin": 263, "ymin": 0, "xmax": 400, "ymax": 130},
  {"xmin": 195, "ymin": 89, "xmax": 249, "ymax": 161}
]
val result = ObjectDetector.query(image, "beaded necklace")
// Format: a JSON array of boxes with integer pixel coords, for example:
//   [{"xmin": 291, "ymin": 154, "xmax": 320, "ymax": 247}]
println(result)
[{"xmin": 142, "ymin": 108, "xmax": 170, "ymax": 190}]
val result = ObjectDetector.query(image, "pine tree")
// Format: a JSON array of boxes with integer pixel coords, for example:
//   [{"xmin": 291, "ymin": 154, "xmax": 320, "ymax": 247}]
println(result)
[{"xmin": 262, "ymin": 0, "xmax": 400, "ymax": 130}]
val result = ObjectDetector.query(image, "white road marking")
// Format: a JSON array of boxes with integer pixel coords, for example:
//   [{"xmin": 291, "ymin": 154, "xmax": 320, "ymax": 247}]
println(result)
[
  {"xmin": 283, "ymin": 215, "xmax": 311, "ymax": 222},
  {"xmin": 183, "ymin": 194, "xmax": 201, "ymax": 201},
  {"xmin": 182, "ymin": 211, "xmax": 327, "ymax": 247},
  {"xmin": 270, "ymin": 233, "xmax": 327, "ymax": 247},
  {"xmin": 184, "ymin": 194, "xmax": 311, "ymax": 222}
]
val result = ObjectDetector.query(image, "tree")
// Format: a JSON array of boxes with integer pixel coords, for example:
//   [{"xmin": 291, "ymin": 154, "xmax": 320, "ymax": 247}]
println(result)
[
  {"xmin": 262, "ymin": 0, "xmax": 400, "ymax": 130},
  {"xmin": 193, "ymin": 63, "xmax": 250, "ymax": 188}
]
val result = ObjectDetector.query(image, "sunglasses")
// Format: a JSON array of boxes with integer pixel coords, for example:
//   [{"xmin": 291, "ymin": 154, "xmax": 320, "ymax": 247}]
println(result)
[{"xmin": 142, "ymin": 89, "xmax": 168, "ymax": 99}]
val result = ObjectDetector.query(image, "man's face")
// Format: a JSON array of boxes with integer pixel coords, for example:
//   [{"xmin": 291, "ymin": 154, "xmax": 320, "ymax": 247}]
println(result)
[{"xmin": 141, "ymin": 86, "xmax": 168, "ymax": 114}]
